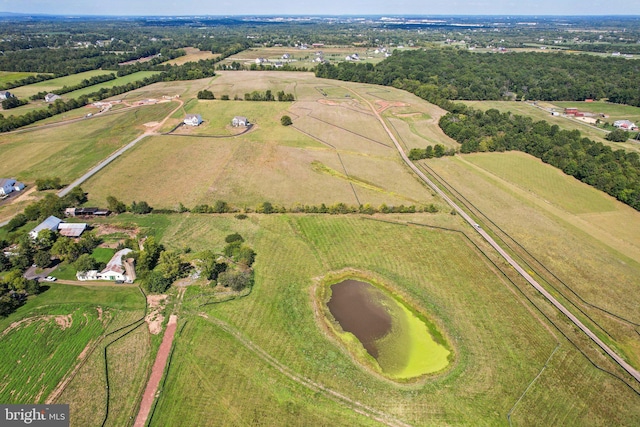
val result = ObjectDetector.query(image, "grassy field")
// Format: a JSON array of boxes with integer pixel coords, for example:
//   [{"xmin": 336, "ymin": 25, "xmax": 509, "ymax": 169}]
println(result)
[
  {"xmin": 0, "ymin": 306, "xmax": 105, "ymax": 403},
  {"xmin": 63, "ymin": 71, "xmax": 159, "ymax": 99},
  {"xmin": 220, "ymin": 46, "xmax": 396, "ymax": 70},
  {"xmin": 3, "ymin": 71, "xmax": 160, "ymax": 119},
  {"xmin": 0, "ymin": 283, "xmax": 146, "ymax": 414},
  {"xmin": 143, "ymin": 213, "xmax": 640, "ymax": 426},
  {"xmin": 81, "ymin": 72, "xmax": 438, "ymax": 210},
  {"xmin": 0, "ymin": 101, "xmax": 177, "ymax": 184},
  {"xmin": 164, "ymin": 47, "xmax": 220, "ymax": 65},
  {"xmin": 426, "ymin": 152, "xmax": 640, "ymax": 366},
  {"xmin": 9, "ymin": 70, "xmax": 110, "ymax": 99},
  {"xmin": 551, "ymin": 100, "xmax": 640, "ymax": 124},
  {"xmin": 0, "ymin": 71, "xmax": 42, "ymax": 86},
  {"xmin": 461, "ymin": 100, "xmax": 640, "ymax": 153}
]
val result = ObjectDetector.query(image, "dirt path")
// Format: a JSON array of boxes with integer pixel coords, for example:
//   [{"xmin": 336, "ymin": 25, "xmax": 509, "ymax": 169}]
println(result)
[
  {"xmin": 133, "ymin": 314, "xmax": 178, "ymax": 427},
  {"xmin": 203, "ymin": 315, "xmax": 412, "ymax": 427}
]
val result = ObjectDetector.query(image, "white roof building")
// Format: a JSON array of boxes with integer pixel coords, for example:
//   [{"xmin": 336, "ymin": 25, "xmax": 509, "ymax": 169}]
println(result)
[
  {"xmin": 0, "ymin": 178, "xmax": 25, "ymax": 196},
  {"xmin": 76, "ymin": 248, "xmax": 136, "ymax": 283},
  {"xmin": 45, "ymin": 93, "xmax": 62, "ymax": 103},
  {"xmin": 184, "ymin": 114, "xmax": 203, "ymax": 126},
  {"xmin": 613, "ymin": 120, "xmax": 638, "ymax": 130},
  {"xmin": 29, "ymin": 216, "xmax": 62, "ymax": 239}
]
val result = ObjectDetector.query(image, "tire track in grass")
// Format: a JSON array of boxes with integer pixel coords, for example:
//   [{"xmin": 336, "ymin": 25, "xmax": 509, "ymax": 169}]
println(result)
[{"xmin": 203, "ymin": 315, "xmax": 413, "ymax": 427}]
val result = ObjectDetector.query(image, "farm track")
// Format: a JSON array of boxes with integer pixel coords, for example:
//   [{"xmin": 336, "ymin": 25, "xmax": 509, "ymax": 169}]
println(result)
[
  {"xmin": 345, "ymin": 86, "xmax": 640, "ymax": 385},
  {"xmin": 57, "ymin": 99, "xmax": 183, "ymax": 198},
  {"xmin": 202, "ymin": 315, "xmax": 412, "ymax": 427},
  {"xmin": 419, "ymin": 160, "xmax": 640, "ymax": 329}
]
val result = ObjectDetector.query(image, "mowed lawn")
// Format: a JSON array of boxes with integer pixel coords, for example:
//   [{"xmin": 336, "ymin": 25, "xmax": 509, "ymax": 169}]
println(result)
[
  {"xmin": 427, "ymin": 153, "xmax": 640, "ymax": 365},
  {"xmin": 147, "ymin": 213, "xmax": 640, "ymax": 426},
  {"xmin": 0, "ymin": 101, "xmax": 177, "ymax": 184},
  {"xmin": 9, "ymin": 70, "xmax": 110, "ymax": 99},
  {"xmin": 552, "ymin": 100, "xmax": 640, "ymax": 124},
  {"xmin": 0, "ymin": 71, "xmax": 42, "ymax": 86},
  {"xmin": 82, "ymin": 73, "xmax": 438, "ymax": 209},
  {"xmin": 164, "ymin": 47, "xmax": 220, "ymax": 65},
  {"xmin": 4, "ymin": 71, "xmax": 161, "ymax": 119}
]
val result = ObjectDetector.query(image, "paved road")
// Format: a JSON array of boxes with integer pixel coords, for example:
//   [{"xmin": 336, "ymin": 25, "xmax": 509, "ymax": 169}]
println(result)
[{"xmin": 351, "ymin": 88, "xmax": 640, "ymax": 385}]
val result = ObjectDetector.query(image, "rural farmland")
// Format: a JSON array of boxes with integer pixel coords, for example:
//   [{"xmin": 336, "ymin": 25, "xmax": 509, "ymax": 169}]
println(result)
[{"xmin": 1, "ymin": 13, "xmax": 640, "ymax": 427}]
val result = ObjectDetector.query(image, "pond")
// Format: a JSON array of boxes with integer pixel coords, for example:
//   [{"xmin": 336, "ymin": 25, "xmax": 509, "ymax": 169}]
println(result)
[{"xmin": 326, "ymin": 279, "xmax": 450, "ymax": 379}]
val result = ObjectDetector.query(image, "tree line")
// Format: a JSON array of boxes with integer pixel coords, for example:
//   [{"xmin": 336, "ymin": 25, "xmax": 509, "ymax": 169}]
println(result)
[
  {"xmin": 0, "ymin": 58, "xmax": 219, "ymax": 133},
  {"xmin": 439, "ymin": 107, "xmax": 640, "ymax": 210},
  {"xmin": 30, "ymin": 73, "xmax": 117, "ymax": 100},
  {"xmin": 315, "ymin": 49, "xmax": 640, "ymax": 107}
]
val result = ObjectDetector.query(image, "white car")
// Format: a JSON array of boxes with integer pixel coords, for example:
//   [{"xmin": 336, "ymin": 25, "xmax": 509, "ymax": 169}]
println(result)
[{"xmin": 43, "ymin": 276, "xmax": 57, "ymax": 282}]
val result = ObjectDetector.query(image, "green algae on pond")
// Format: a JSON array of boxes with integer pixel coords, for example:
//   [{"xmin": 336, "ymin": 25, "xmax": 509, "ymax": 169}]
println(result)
[{"xmin": 326, "ymin": 279, "xmax": 450, "ymax": 379}]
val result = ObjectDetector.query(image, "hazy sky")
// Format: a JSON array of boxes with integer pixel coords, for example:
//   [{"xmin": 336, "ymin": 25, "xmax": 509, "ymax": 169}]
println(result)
[{"xmin": 1, "ymin": 0, "xmax": 639, "ymax": 16}]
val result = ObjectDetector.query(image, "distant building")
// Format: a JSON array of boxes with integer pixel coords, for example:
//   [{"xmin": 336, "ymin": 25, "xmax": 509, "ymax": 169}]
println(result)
[
  {"xmin": 0, "ymin": 178, "xmax": 25, "ymax": 196},
  {"xmin": 29, "ymin": 216, "xmax": 63, "ymax": 239},
  {"xmin": 184, "ymin": 114, "xmax": 203, "ymax": 126},
  {"xmin": 0, "ymin": 90, "xmax": 12, "ymax": 100},
  {"xmin": 65, "ymin": 207, "xmax": 109, "ymax": 217},
  {"xmin": 44, "ymin": 93, "xmax": 62, "ymax": 103},
  {"xmin": 232, "ymin": 116, "xmax": 249, "ymax": 127},
  {"xmin": 613, "ymin": 120, "xmax": 638, "ymax": 130},
  {"xmin": 564, "ymin": 107, "xmax": 579, "ymax": 115},
  {"xmin": 282, "ymin": 53, "xmax": 291, "ymax": 59}
]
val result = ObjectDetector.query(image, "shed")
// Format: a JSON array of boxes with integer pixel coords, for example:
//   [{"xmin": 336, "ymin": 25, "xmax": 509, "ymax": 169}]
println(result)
[{"xmin": 58, "ymin": 223, "xmax": 88, "ymax": 237}]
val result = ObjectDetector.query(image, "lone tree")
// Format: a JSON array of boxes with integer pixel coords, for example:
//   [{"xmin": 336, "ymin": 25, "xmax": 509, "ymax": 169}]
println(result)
[
  {"xmin": 197, "ymin": 90, "xmax": 215, "ymax": 100},
  {"xmin": 280, "ymin": 115, "xmax": 292, "ymax": 126}
]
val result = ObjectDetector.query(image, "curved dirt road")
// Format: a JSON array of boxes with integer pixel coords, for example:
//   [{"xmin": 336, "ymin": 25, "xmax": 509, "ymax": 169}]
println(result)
[{"xmin": 349, "ymin": 87, "xmax": 640, "ymax": 385}]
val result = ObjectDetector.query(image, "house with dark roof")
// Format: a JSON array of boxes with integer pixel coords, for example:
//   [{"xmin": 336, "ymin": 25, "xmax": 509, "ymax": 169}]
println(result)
[{"xmin": 0, "ymin": 91, "xmax": 11, "ymax": 100}]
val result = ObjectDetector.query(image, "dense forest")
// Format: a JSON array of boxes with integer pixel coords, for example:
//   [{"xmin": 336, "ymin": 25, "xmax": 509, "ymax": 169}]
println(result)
[
  {"xmin": 439, "ymin": 107, "xmax": 640, "ymax": 210},
  {"xmin": 315, "ymin": 49, "xmax": 640, "ymax": 106}
]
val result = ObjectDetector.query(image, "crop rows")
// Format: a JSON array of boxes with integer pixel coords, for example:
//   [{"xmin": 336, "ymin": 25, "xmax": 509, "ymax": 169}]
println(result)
[{"xmin": 0, "ymin": 307, "xmax": 104, "ymax": 403}]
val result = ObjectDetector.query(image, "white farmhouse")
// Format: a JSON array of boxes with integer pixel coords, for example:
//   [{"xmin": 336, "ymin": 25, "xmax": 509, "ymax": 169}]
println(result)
[
  {"xmin": 613, "ymin": 120, "xmax": 638, "ymax": 131},
  {"xmin": 0, "ymin": 91, "xmax": 11, "ymax": 100},
  {"xmin": 76, "ymin": 248, "xmax": 136, "ymax": 283},
  {"xmin": 0, "ymin": 178, "xmax": 25, "ymax": 196},
  {"xmin": 184, "ymin": 114, "xmax": 203, "ymax": 126},
  {"xmin": 232, "ymin": 116, "xmax": 249, "ymax": 127},
  {"xmin": 45, "ymin": 93, "xmax": 62, "ymax": 103}
]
